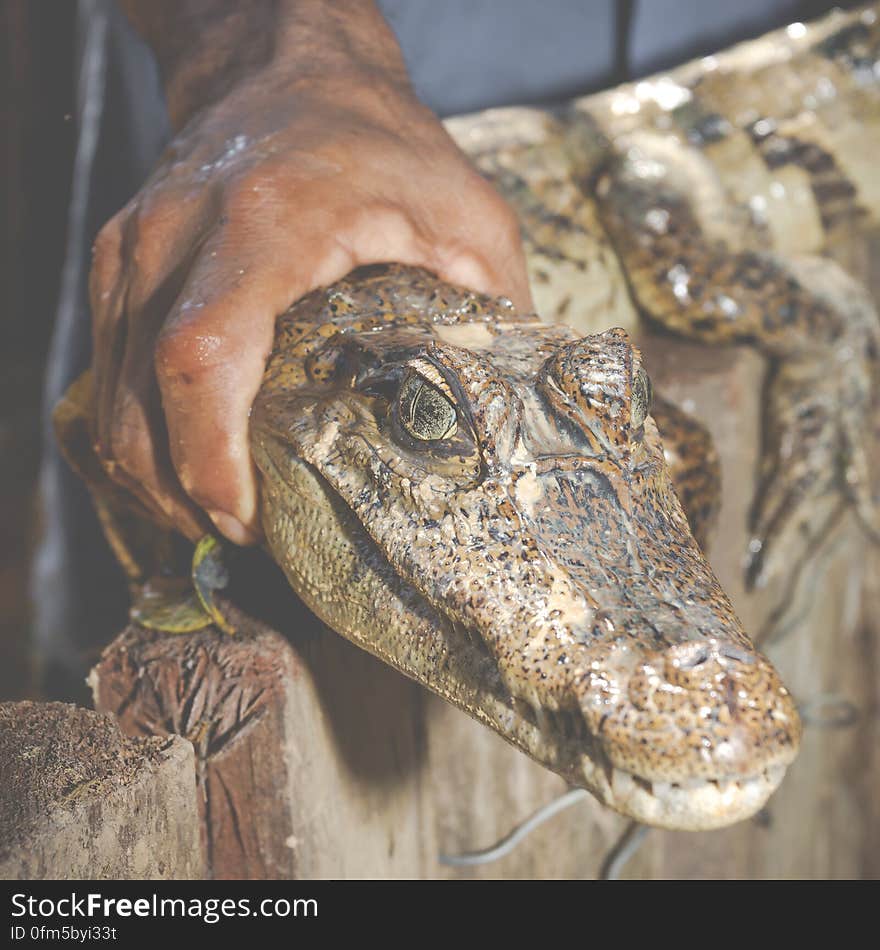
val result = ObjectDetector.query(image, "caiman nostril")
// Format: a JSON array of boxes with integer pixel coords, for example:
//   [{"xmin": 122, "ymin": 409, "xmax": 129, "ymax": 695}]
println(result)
[
  {"xmin": 663, "ymin": 640, "xmax": 755, "ymax": 680},
  {"xmin": 663, "ymin": 641, "xmax": 722, "ymax": 687},
  {"xmin": 718, "ymin": 643, "xmax": 756, "ymax": 665},
  {"xmin": 675, "ymin": 644, "xmax": 710, "ymax": 670}
]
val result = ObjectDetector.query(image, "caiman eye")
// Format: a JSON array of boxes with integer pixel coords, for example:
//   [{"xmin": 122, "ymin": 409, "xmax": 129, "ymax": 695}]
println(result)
[
  {"xmin": 399, "ymin": 373, "xmax": 458, "ymax": 441},
  {"xmin": 631, "ymin": 368, "xmax": 653, "ymax": 428}
]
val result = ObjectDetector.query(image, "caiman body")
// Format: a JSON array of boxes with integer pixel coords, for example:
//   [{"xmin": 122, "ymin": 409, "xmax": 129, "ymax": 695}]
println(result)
[{"xmin": 58, "ymin": 7, "xmax": 880, "ymax": 833}]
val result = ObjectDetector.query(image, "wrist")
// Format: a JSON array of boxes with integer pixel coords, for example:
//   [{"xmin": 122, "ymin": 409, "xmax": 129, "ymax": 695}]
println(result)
[{"xmin": 121, "ymin": 0, "xmax": 411, "ymax": 130}]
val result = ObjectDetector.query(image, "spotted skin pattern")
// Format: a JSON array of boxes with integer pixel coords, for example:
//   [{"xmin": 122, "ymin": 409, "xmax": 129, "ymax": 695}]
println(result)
[
  {"xmin": 593, "ymin": 146, "xmax": 879, "ymax": 590},
  {"xmin": 252, "ymin": 266, "xmax": 800, "ymax": 831}
]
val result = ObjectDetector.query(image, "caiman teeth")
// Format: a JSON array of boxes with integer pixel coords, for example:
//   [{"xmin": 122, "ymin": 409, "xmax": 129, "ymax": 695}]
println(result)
[{"xmin": 598, "ymin": 762, "xmax": 789, "ymax": 831}]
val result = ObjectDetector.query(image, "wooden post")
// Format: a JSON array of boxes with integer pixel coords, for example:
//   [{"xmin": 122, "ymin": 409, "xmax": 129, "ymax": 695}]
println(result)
[
  {"xmin": 0, "ymin": 701, "xmax": 202, "ymax": 879},
  {"xmin": 90, "ymin": 609, "xmax": 435, "ymax": 879}
]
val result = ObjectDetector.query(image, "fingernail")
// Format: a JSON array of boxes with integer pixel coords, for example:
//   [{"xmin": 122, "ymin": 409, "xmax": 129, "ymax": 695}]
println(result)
[{"xmin": 207, "ymin": 509, "xmax": 260, "ymax": 545}]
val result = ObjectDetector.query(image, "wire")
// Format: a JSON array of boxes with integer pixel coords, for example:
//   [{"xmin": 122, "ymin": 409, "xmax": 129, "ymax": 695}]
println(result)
[
  {"xmin": 600, "ymin": 821, "xmax": 650, "ymax": 880},
  {"xmin": 438, "ymin": 788, "xmax": 589, "ymax": 867},
  {"xmin": 798, "ymin": 692, "xmax": 860, "ymax": 730}
]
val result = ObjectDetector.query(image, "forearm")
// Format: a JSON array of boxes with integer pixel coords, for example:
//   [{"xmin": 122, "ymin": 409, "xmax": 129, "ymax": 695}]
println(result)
[{"xmin": 118, "ymin": 0, "xmax": 411, "ymax": 129}]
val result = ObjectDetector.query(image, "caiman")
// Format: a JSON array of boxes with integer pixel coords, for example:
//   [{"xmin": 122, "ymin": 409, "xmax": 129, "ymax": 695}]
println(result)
[{"xmin": 56, "ymin": 6, "xmax": 880, "ymax": 832}]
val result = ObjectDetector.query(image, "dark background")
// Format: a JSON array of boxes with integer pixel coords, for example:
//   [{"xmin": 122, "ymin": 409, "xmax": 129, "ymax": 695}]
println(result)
[{"xmin": 2, "ymin": 1, "xmax": 76, "ymax": 701}]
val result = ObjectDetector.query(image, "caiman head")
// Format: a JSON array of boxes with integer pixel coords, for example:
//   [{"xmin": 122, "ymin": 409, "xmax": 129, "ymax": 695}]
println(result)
[{"xmin": 251, "ymin": 264, "xmax": 800, "ymax": 831}]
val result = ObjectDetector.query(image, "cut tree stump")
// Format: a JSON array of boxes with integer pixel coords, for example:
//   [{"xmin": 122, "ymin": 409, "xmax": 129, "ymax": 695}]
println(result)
[
  {"xmin": 90, "ymin": 609, "xmax": 434, "ymax": 880},
  {"xmin": 0, "ymin": 701, "xmax": 202, "ymax": 879}
]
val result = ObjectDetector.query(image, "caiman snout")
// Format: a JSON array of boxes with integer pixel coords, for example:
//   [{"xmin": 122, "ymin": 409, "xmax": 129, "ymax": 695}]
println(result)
[
  {"xmin": 487, "ymin": 440, "xmax": 801, "ymax": 828},
  {"xmin": 607, "ymin": 638, "xmax": 800, "ymax": 782},
  {"xmin": 580, "ymin": 634, "xmax": 800, "ymax": 829}
]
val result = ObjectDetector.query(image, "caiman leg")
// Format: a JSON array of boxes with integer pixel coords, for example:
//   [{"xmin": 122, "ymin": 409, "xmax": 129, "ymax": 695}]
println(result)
[
  {"xmin": 595, "ymin": 133, "xmax": 880, "ymax": 607},
  {"xmin": 650, "ymin": 394, "xmax": 721, "ymax": 554}
]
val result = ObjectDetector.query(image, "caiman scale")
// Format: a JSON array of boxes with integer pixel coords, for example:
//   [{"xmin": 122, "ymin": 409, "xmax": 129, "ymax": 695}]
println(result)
[{"xmin": 57, "ymin": 7, "xmax": 880, "ymax": 832}]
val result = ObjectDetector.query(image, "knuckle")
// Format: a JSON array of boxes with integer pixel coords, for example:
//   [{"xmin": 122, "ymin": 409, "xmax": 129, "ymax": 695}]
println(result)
[
  {"xmin": 341, "ymin": 203, "xmax": 420, "ymax": 262},
  {"xmin": 129, "ymin": 196, "xmax": 187, "ymax": 271},
  {"xmin": 154, "ymin": 313, "xmax": 228, "ymax": 384},
  {"xmin": 363, "ymin": 202, "xmax": 416, "ymax": 242},
  {"xmin": 154, "ymin": 322, "xmax": 201, "ymax": 381},
  {"xmin": 223, "ymin": 167, "xmax": 284, "ymax": 219},
  {"xmin": 131, "ymin": 198, "xmax": 169, "ymax": 240}
]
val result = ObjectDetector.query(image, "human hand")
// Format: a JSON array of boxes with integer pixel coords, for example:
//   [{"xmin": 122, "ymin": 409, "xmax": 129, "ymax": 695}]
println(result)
[{"xmin": 90, "ymin": 1, "xmax": 532, "ymax": 545}]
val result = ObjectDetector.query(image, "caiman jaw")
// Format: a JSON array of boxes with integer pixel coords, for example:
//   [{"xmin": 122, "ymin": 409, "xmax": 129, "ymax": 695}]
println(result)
[
  {"xmin": 579, "ymin": 757, "xmax": 790, "ymax": 831},
  {"xmin": 250, "ymin": 265, "xmax": 801, "ymax": 832}
]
